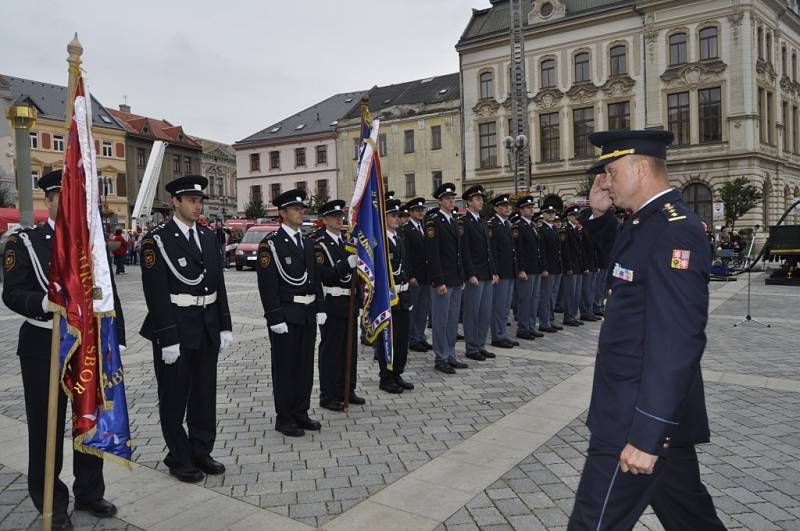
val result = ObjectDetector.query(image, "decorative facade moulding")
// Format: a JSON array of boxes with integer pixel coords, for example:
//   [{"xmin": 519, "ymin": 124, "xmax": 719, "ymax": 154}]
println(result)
[
  {"xmin": 779, "ymin": 75, "xmax": 800, "ymax": 96},
  {"xmin": 600, "ymin": 75, "xmax": 636, "ymax": 97},
  {"xmin": 528, "ymin": 0, "xmax": 566, "ymax": 25},
  {"xmin": 472, "ymin": 98, "xmax": 501, "ymax": 120},
  {"xmin": 727, "ymin": 8, "xmax": 744, "ymax": 42},
  {"xmin": 756, "ymin": 58, "xmax": 778, "ymax": 84},
  {"xmin": 532, "ymin": 87, "xmax": 564, "ymax": 110},
  {"xmin": 566, "ymin": 82, "xmax": 600, "ymax": 103},
  {"xmin": 660, "ymin": 60, "xmax": 728, "ymax": 88}
]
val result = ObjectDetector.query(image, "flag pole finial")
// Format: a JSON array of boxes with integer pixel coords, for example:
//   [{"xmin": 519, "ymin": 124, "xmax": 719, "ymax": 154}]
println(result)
[
  {"xmin": 64, "ymin": 34, "xmax": 83, "ymax": 130},
  {"xmin": 67, "ymin": 33, "xmax": 83, "ymax": 67}
]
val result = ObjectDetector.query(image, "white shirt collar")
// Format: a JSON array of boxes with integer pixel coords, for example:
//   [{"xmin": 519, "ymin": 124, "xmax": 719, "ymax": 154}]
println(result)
[
  {"xmin": 326, "ymin": 229, "xmax": 341, "ymax": 242},
  {"xmin": 47, "ymin": 218, "xmax": 55, "ymax": 230},
  {"xmin": 495, "ymin": 214, "xmax": 508, "ymax": 223},
  {"xmin": 172, "ymin": 216, "xmax": 197, "ymax": 238},
  {"xmin": 439, "ymin": 208, "xmax": 452, "ymax": 221},
  {"xmin": 410, "ymin": 219, "xmax": 423, "ymax": 229},
  {"xmin": 636, "ymin": 188, "xmax": 674, "ymax": 213},
  {"xmin": 282, "ymin": 224, "xmax": 301, "ymax": 240},
  {"xmin": 388, "ymin": 229, "xmax": 397, "ymax": 239},
  {"xmin": 469, "ymin": 210, "xmax": 481, "ymax": 221},
  {"xmin": 543, "ymin": 221, "xmax": 554, "ymax": 228},
  {"xmin": 522, "ymin": 216, "xmax": 533, "ymax": 225}
]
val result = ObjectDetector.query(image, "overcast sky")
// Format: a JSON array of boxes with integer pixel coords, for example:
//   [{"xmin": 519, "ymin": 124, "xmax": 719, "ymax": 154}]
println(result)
[{"xmin": 2, "ymin": 0, "xmax": 487, "ymax": 144}]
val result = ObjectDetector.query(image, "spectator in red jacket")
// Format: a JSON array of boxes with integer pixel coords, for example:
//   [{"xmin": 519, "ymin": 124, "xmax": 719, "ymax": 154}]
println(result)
[{"xmin": 111, "ymin": 228, "xmax": 127, "ymax": 275}]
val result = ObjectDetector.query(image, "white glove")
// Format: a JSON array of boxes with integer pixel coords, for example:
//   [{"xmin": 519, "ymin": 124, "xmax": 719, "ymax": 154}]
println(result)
[
  {"xmin": 41, "ymin": 295, "xmax": 49, "ymax": 313},
  {"xmin": 219, "ymin": 330, "xmax": 234, "ymax": 351},
  {"xmin": 317, "ymin": 313, "xmax": 327, "ymax": 326},
  {"xmin": 347, "ymin": 254, "xmax": 358, "ymax": 268},
  {"xmin": 162, "ymin": 344, "xmax": 180, "ymax": 364},
  {"xmin": 118, "ymin": 345, "xmax": 127, "ymax": 354},
  {"xmin": 270, "ymin": 322, "xmax": 289, "ymax": 334}
]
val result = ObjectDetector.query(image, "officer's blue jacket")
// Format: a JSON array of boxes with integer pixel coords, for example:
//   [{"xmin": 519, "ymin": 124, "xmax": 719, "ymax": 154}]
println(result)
[{"xmin": 582, "ymin": 189, "xmax": 712, "ymax": 456}]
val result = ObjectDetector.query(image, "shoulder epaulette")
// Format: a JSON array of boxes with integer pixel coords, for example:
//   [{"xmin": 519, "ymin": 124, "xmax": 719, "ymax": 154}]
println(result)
[{"xmin": 662, "ymin": 202, "xmax": 687, "ymax": 222}]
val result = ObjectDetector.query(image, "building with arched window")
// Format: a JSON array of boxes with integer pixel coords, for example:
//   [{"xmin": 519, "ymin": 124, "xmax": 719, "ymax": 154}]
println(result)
[{"xmin": 457, "ymin": 0, "xmax": 800, "ymax": 230}]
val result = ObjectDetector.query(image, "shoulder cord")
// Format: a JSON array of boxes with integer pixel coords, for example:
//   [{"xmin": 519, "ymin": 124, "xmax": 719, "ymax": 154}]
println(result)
[
  {"xmin": 18, "ymin": 232, "xmax": 49, "ymax": 292},
  {"xmin": 319, "ymin": 241, "xmax": 351, "ymax": 282},
  {"xmin": 153, "ymin": 234, "xmax": 204, "ymax": 286},
  {"xmin": 268, "ymin": 239, "xmax": 308, "ymax": 287}
]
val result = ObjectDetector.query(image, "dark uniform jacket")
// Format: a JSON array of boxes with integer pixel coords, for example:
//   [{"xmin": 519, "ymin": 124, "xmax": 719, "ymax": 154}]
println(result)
[
  {"xmin": 579, "ymin": 225, "xmax": 598, "ymax": 272},
  {"xmin": 561, "ymin": 223, "xmax": 584, "ymax": 274},
  {"xmin": 459, "ymin": 212, "xmax": 495, "ymax": 281},
  {"xmin": 513, "ymin": 218, "xmax": 544, "ymax": 275},
  {"xmin": 314, "ymin": 228, "xmax": 356, "ymax": 316},
  {"xmin": 489, "ymin": 216, "xmax": 516, "ymax": 279},
  {"xmin": 257, "ymin": 226, "xmax": 324, "ymax": 326},
  {"xmin": 424, "ymin": 210, "xmax": 464, "ymax": 288},
  {"xmin": 139, "ymin": 218, "xmax": 231, "ymax": 350},
  {"xmin": 401, "ymin": 220, "xmax": 429, "ymax": 285},
  {"xmin": 3, "ymin": 223, "xmax": 126, "ymax": 359},
  {"xmin": 388, "ymin": 232, "xmax": 411, "ymax": 311},
  {"xmin": 582, "ymin": 190, "xmax": 712, "ymax": 456},
  {"xmin": 539, "ymin": 222, "xmax": 561, "ymax": 274}
]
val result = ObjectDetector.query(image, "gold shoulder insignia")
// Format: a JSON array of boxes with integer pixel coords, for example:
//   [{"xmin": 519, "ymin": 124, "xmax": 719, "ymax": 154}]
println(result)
[
  {"xmin": 426, "ymin": 226, "xmax": 436, "ymax": 238},
  {"xmin": 315, "ymin": 251, "xmax": 325, "ymax": 265},
  {"xmin": 4, "ymin": 250, "xmax": 16, "ymax": 272},
  {"xmin": 259, "ymin": 251, "xmax": 271, "ymax": 268},
  {"xmin": 143, "ymin": 249, "xmax": 156, "ymax": 269},
  {"xmin": 663, "ymin": 203, "xmax": 687, "ymax": 222},
  {"xmin": 512, "ymin": 226, "xmax": 520, "ymax": 238}
]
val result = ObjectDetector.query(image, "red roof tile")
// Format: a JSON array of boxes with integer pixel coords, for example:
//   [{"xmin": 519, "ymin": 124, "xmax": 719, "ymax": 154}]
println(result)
[{"xmin": 107, "ymin": 109, "xmax": 201, "ymax": 149}]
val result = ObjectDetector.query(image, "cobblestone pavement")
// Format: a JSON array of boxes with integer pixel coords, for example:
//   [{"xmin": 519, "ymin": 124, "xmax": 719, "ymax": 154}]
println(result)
[{"xmin": 1, "ymin": 268, "xmax": 799, "ymax": 530}]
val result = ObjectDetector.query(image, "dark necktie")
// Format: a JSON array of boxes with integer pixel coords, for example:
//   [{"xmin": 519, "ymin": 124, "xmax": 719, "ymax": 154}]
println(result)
[
  {"xmin": 339, "ymin": 236, "xmax": 345, "ymax": 248},
  {"xmin": 188, "ymin": 228, "xmax": 202, "ymax": 257},
  {"xmin": 295, "ymin": 233, "xmax": 303, "ymax": 250}
]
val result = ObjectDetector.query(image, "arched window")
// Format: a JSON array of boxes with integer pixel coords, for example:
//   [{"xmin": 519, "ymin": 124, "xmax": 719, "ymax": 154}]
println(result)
[
  {"xmin": 792, "ymin": 51, "xmax": 797, "ymax": 81},
  {"xmin": 699, "ymin": 27, "xmax": 718, "ymax": 60},
  {"xmin": 758, "ymin": 28, "xmax": 764, "ymax": 60},
  {"xmin": 610, "ymin": 45, "xmax": 627, "ymax": 75},
  {"xmin": 541, "ymin": 59, "xmax": 556, "ymax": 88},
  {"xmin": 682, "ymin": 183, "xmax": 713, "ymax": 226},
  {"xmin": 782, "ymin": 45, "xmax": 788, "ymax": 74},
  {"xmin": 479, "ymin": 71, "xmax": 494, "ymax": 100},
  {"xmin": 763, "ymin": 178, "xmax": 772, "ymax": 226},
  {"xmin": 669, "ymin": 33, "xmax": 688, "ymax": 66},
  {"xmin": 574, "ymin": 52, "xmax": 591, "ymax": 82}
]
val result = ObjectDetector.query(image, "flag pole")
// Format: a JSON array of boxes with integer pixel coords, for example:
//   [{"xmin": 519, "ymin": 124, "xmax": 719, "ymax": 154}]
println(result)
[
  {"xmin": 42, "ymin": 33, "xmax": 83, "ymax": 531},
  {"xmin": 343, "ymin": 96, "xmax": 369, "ymax": 415}
]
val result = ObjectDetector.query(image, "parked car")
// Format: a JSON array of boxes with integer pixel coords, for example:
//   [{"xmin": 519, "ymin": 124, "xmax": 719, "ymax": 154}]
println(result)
[{"xmin": 235, "ymin": 223, "xmax": 279, "ymax": 270}]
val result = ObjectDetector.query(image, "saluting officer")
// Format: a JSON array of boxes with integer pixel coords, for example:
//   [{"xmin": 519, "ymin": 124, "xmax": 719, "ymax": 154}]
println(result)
[
  {"xmin": 402, "ymin": 197, "xmax": 432, "ymax": 353},
  {"xmin": 140, "ymin": 175, "xmax": 233, "ymax": 483},
  {"xmin": 256, "ymin": 189, "xmax": 325, "ymax": 437},
  {"xmin": 375, "ymin": 198, "xmax": 415, "ymax": 393},
  {"xmin": 3, "ymin": 171, "xmax": 121, "ymax": 529},
  {"xmin": 488, "ymin": 194, "xmax": 518, "ymax": 349},
  {"xmin": 313, "ymin": 199, "xmax": 364, "ymax": 411},
  {"xmin": 567, "ymin": 130, "xmax": 725, "ymax": 531},
  {"xmin": 561, "ymin": 205, "xmax": 585, "ymax": 327},
  {"xmin": 459, "ymin": 185, "xmax": 497, "ymax": 362},
  {"xmin": 424, "ymin": 183, "xmax": 467, "ymax": 374},
  {"xmin": 513, "ymin": 195, "xmax": 545, "ymax": 341}
]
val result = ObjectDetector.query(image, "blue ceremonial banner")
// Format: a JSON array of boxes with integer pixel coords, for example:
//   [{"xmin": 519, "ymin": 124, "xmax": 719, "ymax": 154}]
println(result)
[{"xmin": 348, "ymin": 115, "xmax": 397, "ymax": 368}]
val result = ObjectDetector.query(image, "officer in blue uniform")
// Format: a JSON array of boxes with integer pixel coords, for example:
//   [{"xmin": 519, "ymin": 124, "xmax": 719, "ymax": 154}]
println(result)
[
  {"xmin": 537, "ymin": 204, "xmax": 562, "ymax": 334},
  {"xmin": 140, "ymin": 175, "xmax": 233, "ymax": 483},
  {"xmin": 513, "ymin": 195, "xmax": 545, "ymax": 340},
  {"xmin": 489, "ymin": 194, "xmax": 519, "ymax": 349},
  {"xmin": 402, "ymin": 197, "xmax": 432, "ymax": 352},
  {"xmin": 459, "ymin": 185, "xmax": 497, "ymax": 361},
  {"xmin": 257, "ymin": 189, "xmax": 325, "ymax": 437},
  {"xmin": 3, "ymin": 171, "xmax": 121, "ymax": 529},
  {"xmin": 313, "ymin": 200, "xmax": 364, "ymax": 411},
  {"xmin": 568, "ymin": 130, "xmax": 725, "ymax": 531}
]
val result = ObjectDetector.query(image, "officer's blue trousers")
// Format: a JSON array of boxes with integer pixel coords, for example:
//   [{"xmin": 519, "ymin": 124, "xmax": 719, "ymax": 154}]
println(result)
[
  {"xmin": 462, "ymin": 280, "xmax": 493, "ymax": 355},
  {"xmin": 491, "ymin": 278, "xmax": 514, "ymax": 341},
  {"xmin": 562, "ymin": 273, "xmax": 580, "ymax": 321},
  {"xmin": 568, "ymin": 439, "xmax": 726, "ymax": 531},
  {"xmin": 580, "ymin": 271, "xmax": 596, "ymax": 316},
  {"xmin": 408, "ymin": 282, "xmax": 431, "ymax": 346},
  {"xmin": 550, "ymin": 273, "xmax": 562, "ymax": 320},
  {"xmin": 430, "ymin": 285, "xmax": 462, "ymax": 364},
  {"xmin": 594, "ymin": 269, "xmax": 608, "ymax": 314},
  {"xmin": 538, "ymin": 274, "xmax": 553, "ymax": 328},
  {"xmin": 516, "ymin": 274, "xmax": 541, "ymax": 333}
]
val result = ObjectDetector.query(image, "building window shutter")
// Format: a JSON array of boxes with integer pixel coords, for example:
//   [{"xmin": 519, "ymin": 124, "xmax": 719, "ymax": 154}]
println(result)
[
  {"xmin": 116, "ymin": 142, "xmax": 125, "ymax": 158},
  {"xmin": 95, "ymin": 140, "xmax": 100, "ymax": 153},
  {"xmin": 116, "ymin": 173, "xmax": 127, "ymax": 197},
  {"xmin": 41, "ymin": 132, "xmax": 51, "ymax": 150}
]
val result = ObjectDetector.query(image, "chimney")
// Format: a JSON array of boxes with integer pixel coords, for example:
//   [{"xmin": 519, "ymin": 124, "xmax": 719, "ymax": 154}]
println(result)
[{"xmin": 119, "ymin": 103, "xmax": 131, "ymax": 113}]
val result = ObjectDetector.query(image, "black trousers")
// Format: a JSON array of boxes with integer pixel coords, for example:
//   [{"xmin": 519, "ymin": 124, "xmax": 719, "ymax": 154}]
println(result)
[
  {"xmin": 318, "ymin": 304, "xmax": 358, "ymax": 403},
  {"xmin": 152, "ymin": 340, "xmax": 219, "ymax": 469},
  {"xmin": 269, "ymin": 321, "xmax": 316, "ymax": 426},
  {"xmin": 568, "ymin": 438, "xmax": 726, "ymax": 531},
  {"xmin": 19, "ymin": 327, "xmax": 104, "ymax": 515},
  {"xmin": 375, "ymin": 307, "xmax": 409, "ymax": 383}
]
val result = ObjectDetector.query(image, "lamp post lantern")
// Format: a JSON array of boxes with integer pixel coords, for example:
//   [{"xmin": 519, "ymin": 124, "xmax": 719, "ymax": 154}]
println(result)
[
  {"xmin": 504, "ymin": 134, "xmax": 528, "ymax": 195},
  {"xmin": 6, "ymin": 102, "xmax": 38, "ymax": 226}
]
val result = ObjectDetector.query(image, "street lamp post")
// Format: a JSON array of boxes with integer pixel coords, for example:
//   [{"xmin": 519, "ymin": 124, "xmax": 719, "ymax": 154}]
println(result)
[
  {"xmin": 7, "ymin": 102, "xmax": 38, "ymax": 226},
  {"xmin": 504, "ymin": 134, "xmax": 528, "ymax": 196}
]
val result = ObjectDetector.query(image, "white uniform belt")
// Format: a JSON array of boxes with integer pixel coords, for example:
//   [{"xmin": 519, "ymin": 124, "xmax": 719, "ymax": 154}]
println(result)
[
  {"xmin": 26, "ymin": 318, "xmax": 53, "ymax": 329},
  {"xmin": 396, "ymin": 283, "xmax": 409, "ymax": 293},
  {"xmin": 292, "ymin": 294, "xmax": 316, "ymax": 305},
  {"xmin": 170, "ymin": 293, "xmax": 217, "ymax": 307},
  {"xmin": 323, "ymin": 286, "xmax": 351, "ymax": 297}
]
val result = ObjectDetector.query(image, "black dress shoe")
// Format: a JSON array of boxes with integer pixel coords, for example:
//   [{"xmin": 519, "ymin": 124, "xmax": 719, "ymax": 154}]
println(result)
[
  {"xmin": 594, "ymin": 311, "xmax": 605, "ymax": 317},
  {"xmin": 465, "ymin": 351, "xmax": 486, "ymax": 361},
  {"xmin": 539, "ymin": 326, "xmax": 558, "ymax": 333},
  {"xmin": 193, "ymin": 455, "xmax": 226, "ymax": 475},
  {"xmin": 75, "ymin": 497, "xmax": 118, "ymax": 518},
  {"xmin": 275, "ymin": 423, "xmax": 305, "ymax": 437},
  {"xmin": 479, "ymin": 349, "xmax": 496, "ymax": 359},
  {"xmin": 348, "ymin": 394, "xmax": 366, "ymax": 405},
  {"xmin": 491, "ymin": 340, "xmax": 514, "ymax": 349},
  {"xmin": 435, "ymin": 363, "xmax": 456, "ymax": 374},
  {"xmin": 422, "ymin": 341, "xmax": 433, "ymax": 349},
  {"xmin": 580, "ymin": 314, "xmax": 598, "ymax": 322},
  {"xmin": 379, "ymin": 380, "xmax": 404, "ymax": 393},
  {"xmin": 409, "ymin": 342, "xmax": 428, "ymax": 352},
  {"xmin": 320, "ymin": 399, "xmax": 345, "ymax": 411},
  {"xmin": 552, "ymin": 324, "xmax": 564, "ymax": 330},
  {"xmin": 168, "ymin": 465, "xmax": 205, "ymax": 483},
  {"xmin": 516, "ymin": 331, "xmax": 534, "ymax": 340},
  {"xmin": 563, "ymin": 319, "xmax": 581, "ymax": 327},
  {"xmin": 449, "ymin": 360, "xmax": 469, "ymax": 369},
  {"xmin": 531, "ymin": 330, "xmax": 544, "ymax": 338},
  {"xmin": 295, "ymin": 415, "xmax": 321, "ymax": 431},
  {"xmin": 395, "ymin": 376, "xmax": 414, "ymax": 390},
  {"xmin": 456, "ymin": 333, "xmax": 464, "ymax": 340},
  {"xmin": 508, "ymin": 339, "xmax": 520, "ymax": 346},
  {"xmin": 52, "ymin": 513, "xmax": 72, "ymax": 530}
]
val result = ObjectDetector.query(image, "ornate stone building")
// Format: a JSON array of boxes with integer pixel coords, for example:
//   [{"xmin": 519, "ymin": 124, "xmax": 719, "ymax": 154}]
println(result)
[
  {"xmin": 458, "ymin": 0, "xmax": 800, "ymax": 228},
  {"xmin": 192, "ymin": 137, "xmax": 237, "ymax": 221}
]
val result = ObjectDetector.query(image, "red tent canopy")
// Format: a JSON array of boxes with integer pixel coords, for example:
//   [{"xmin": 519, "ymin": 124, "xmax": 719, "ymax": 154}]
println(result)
[{"xmin": 0, "ymin": 208, "xmax": 50, "ymax": 232}]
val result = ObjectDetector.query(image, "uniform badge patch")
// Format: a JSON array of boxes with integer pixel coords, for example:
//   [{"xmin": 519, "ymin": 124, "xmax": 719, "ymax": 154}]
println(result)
[
  {"xmin": 612, "ymin": 262, "xmax": 634, "ymax": 282},
  {"xmin": 178, "ymin": 257, "xmax": 187, "ymax": 267},
  {"xmin": 671, "ymin": 249, "xmax": 690, "ymax": 270},
  {"xmin": 143, "ymin": 249, "xmax": 156, "ymax": 268},
  {"xmin": 511, "ymin": 227, "xmax": 519, "ymax": 238},
  {"xmin": 259, "ymin": 252, "xmax": 270, "ymax": 268},
  {"xmin": 315, "ymin": 252, "xmax": 325, "ymax": 265},
  {"xmin": 3, "ymin": 251, "xmax": 15, "ymax": 272},
  {"xmin": 285, "ymin": 256, "xmax": 292, "ymax": 265},
  {"xmin": 426, "ymin": 227, "xmax": 435, "ymax": 238}
]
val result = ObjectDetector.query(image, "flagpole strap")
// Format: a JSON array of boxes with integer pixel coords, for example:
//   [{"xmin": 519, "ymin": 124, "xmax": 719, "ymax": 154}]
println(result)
[
  {"xmin": 19, "ymin": 232, "xmax": 49, "ymax": 292},
  {"xmin": 153, "ymin": 235, "xmax": 204, "ymax": 286}
]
